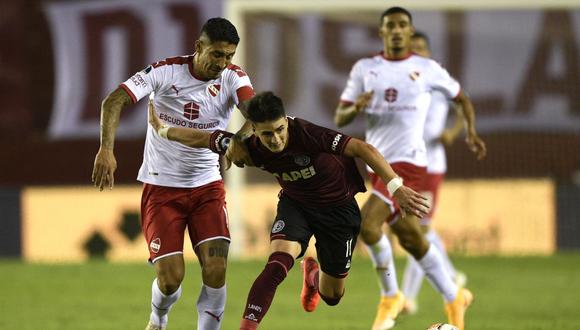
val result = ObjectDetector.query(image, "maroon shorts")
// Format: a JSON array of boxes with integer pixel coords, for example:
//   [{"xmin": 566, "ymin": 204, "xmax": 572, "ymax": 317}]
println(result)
[
  {"xmin": 140, "ymin": 180, "xmax": 230, "ymax": 263},
  {"xmin": 368, "ymin": 162, "xmax": 427, "ymax": 223},
  {"xmin": 420, "ymin": 173, "xmax": 445, "ymax": 223}
]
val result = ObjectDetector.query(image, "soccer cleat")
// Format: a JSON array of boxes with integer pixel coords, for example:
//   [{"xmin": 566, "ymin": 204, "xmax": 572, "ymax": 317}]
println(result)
[
  {"xmin": 300, "ymin": 257, "xmax": 321, "ymax": 312},
  {"xmin": 145, "ymin": 320, "xmax": 166, "ymax": 330},
  {"xmin": 445, "ymin": 288, "xmax": 473, "ymax": 330},
  {"xmin": 371, "ymin": 291, "xmax": 405, "ymax": 330},
  {"xmin": 401, "ymin": 298, "xmax": 418, "ymax": 315}
]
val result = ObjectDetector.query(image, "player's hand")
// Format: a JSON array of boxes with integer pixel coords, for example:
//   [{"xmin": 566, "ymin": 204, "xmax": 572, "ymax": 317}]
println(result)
[
  {"xmin": 466, "ymin": 130, "xmax": 487, "ymax": 160},
  {"xmin": 354, "ymin": 91, "xmax": 374, "ymax": 114},
  {"xmin": 148, "ymin": 99, "xmax": 163, "ymax": 132},
  {"xmin": 91, "ymin": 147, "xmax": 117, "ymax": 191},
  {"xmin": 224, "ymin": 136, "xmax": 253, "ymax": 170},
  {"xmin": 393, "ymin": 186, "xmax": 430, "ymax": 219}
]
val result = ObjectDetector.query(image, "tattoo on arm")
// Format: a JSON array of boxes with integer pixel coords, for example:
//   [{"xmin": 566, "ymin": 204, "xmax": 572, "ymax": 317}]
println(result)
[{"xmin": 100, "ymin": 88, "xmax": 132, "ymax": 149}]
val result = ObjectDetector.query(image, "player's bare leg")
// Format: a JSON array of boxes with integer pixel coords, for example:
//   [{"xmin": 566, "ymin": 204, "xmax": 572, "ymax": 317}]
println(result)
[
  {"xmin": 300, "ymin": 257, "xmax": 346, "ymax": 313},
  {"xmin": 360, "ymin": 195, "xmax": 404, "ymax": 330},
  {"xmin": 146, "ymin": 254, "xmax": 185, "ymax": 330},
  {"xmin": 195, "ymin": 239, "xmax": 229, "ymax": 330},
  {"xmin": 240, "ymin": 240, "xmax": 301, "ymax": 329}
]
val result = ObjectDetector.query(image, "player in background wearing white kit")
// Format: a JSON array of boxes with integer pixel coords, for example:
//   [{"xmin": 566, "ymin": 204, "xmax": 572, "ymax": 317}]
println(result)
[
  {"xmin": 335, "ymin": 7, "xmax": 486, "ymax": 330},
  {"xmin": 400, "ymin": 31, "xmax": 468, "ymax": 316},
  {"xmin": 91, "ymin": 18, "xmax": 255, "ymax": 330}
]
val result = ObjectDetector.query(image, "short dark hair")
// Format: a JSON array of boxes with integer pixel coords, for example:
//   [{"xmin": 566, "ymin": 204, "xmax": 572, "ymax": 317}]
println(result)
[
  {"xmin": 412, "ymin": 31, "xmax": 430, "ymax": 47},
  {"xmin": 247, "ymin": 92, "xmax": 286, "ymax": 123},
  {"xmin": 200, "ymin": 17, "xmax": 240, "ymax": 45},
  {"xmin": 380, "ymin": 7, "xmax": 413, "ymax": 25}
]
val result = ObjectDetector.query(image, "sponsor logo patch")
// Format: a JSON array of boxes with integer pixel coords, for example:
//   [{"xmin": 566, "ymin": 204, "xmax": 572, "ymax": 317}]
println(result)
[
  {"xmin": 271, "ymin": 220, "xmax": 285, "ymax": 233},
  {"xmin": 183, "ymin": 102, "xmax": 200, "ymax": 120},
  {"xmin": 294, "ymin": 155, "xmax": 310, "ymax": 166},
  {"xmin": 150, "ymin": 238, "xmax": 161, "ymax": 253},
  {"xmin": 384, "ymin": 88, "xmax": 398, "ymax": 103}
]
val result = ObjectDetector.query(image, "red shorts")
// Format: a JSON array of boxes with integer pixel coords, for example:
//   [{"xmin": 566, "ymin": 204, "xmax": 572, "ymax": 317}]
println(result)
[
  {"xmin": 369, "ymin": 162, "xmax": 427, "ymax": 223},
  {"xmin": 140, "ymin": 180, "xmax": 230, "ymax": 263},
  {"xmin": 420, "ymin": 173, "xmax": 445, "ymax": 223}
]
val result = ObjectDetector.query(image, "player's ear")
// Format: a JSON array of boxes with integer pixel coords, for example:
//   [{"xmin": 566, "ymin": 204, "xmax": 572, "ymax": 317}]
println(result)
[{"xmin": 194, "ymin": 39, "xmax": 202, "ymax": 53}]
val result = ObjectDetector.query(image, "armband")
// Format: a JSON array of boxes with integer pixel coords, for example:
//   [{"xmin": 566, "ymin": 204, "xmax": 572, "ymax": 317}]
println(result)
[{"xmin": 209, "ymin": 130, "xmax": 235, "ymax": 155}]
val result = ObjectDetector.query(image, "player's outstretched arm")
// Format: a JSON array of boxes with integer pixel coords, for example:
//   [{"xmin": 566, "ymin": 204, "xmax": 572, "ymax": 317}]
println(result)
[
  {"xmin": 343, "ymin": 138, "xmax": 429, "ymax": 218},
  {"xmin": 92, "ymin": 87, "xmax": 132, "ymax": 191},
  {"xmin": 453, "ymin": 90, "xmax": 487, "ymax": 160},
  {"xmin": 334, "ymin": 91, "xmax": 373, "ymax": 127},
  {"xmin": 147, "ymin": 98, "xmax": 212, "ymax": 148}
]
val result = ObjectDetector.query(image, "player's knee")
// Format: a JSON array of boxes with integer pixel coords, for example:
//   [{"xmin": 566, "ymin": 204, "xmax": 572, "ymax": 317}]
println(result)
[
  {"xmin": 157, "ymin": 271, "xmax": 184, "ymax": 294},
  {"xmin": 320, "ymin": 291, "xmax": 342, "ymax": 306},
  {"xmin": 398, "ymin": 232, "xmax": 428, "ymax": 258},
  {"xmin": 360, "ymin": 224, "xmax": 381, "ymax": 244},
  {"xmin": 201, "ymin": 261, "xmax": 227, "ymax": 284}
]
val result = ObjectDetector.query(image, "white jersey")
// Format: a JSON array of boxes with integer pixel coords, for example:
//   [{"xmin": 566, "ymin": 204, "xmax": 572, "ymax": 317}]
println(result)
[
  {"xmin": 121, "ymin": 55, "xmax": 254, "ymax": 188},
  {"xmin": 423, "ymin": 91, "xmax": 450, "ymax": 174},
  {"xmin": 340, "ymin": 53, "xmax": 460, "ymax": 169}
]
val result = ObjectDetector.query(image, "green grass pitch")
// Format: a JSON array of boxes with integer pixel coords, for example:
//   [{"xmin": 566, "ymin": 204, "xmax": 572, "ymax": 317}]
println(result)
[{"xmin": 1, "ymin": 254, "xmax": 579, "ymax": 329}]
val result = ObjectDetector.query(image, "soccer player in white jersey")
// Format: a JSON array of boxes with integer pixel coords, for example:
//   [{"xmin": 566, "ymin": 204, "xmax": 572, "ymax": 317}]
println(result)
[
  {"xmin": 91, "ymin": 18, "xmax": 255, "ymax": 330},
  {"xmin": 400, "ymin": 31, "xmax": 468, "ymax": 316},
  {"xmin": 334, "ymin": 7, "xmax": 486, "ymax": 330}
]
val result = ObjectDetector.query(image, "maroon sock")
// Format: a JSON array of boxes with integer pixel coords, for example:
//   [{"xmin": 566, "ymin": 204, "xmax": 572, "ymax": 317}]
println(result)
[
  {"xmin": 240, "ymin": 252, "xmax": 295, "ymax": 327},
  {"xmin": 319, "ymin": 291, "xmax": 343, "ymax": 306}
]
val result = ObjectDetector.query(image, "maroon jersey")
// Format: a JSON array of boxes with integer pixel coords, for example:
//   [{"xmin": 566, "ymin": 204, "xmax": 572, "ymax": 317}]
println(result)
[{"xmin": 246, "ymin": 117, "xmax": 366, "ymax": 207}]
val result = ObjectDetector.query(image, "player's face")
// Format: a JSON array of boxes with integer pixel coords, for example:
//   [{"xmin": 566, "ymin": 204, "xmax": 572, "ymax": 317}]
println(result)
[
  {"xmin": 410, "ymin": 37, "xmax": 431, "ymax": 57},
  {"xmin": 253, "ymin": 117, "xmax": 289, "ymax": 153},
  {"xmin": 194, "ymin": 38, "xmax": 237, "ymax": 80},
  {"xmin": 379, "ymin": 13, "xmax": 414, "ymax": 51}
]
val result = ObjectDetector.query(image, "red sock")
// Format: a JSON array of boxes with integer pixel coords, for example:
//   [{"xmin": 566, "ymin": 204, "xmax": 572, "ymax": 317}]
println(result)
[{"xmin": 240, "ymin": 252, "xmax": 294, "ymax": 328}]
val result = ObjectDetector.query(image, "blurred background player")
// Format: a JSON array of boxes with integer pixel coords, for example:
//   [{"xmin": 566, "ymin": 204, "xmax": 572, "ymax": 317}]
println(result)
[
  {"xmin": 147, "ymin": 91, "xmax": 429, "ymax": 330},
  {"xmin": 400, "ymin": 31, "xmax": 468, "ymax": 315},
  {"xmin": 91, "ymin": 18, "xmax": 254, "ymax": 330},
  {"xmin": 335, "ymin": 7, "xmax": 486, "ymax": 330}
]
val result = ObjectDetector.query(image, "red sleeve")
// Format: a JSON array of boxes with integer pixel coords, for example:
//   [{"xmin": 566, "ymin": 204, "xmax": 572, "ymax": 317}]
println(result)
[{"xmin": 236, "ymin": 85, "xmax": 255, "ymax": 104}]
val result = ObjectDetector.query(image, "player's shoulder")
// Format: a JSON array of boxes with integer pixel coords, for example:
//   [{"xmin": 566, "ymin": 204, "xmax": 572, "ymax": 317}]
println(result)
[
  {"xmin": 353, "ymin": 52, "xmax": 384, "ymax": 67},
  {"xmin": 411, "ymin": 55, "xmax": 447, "ymax": 71},
  {"xmin": 149, "ymin": 55, "xmax": 192, "ymax": 69},
  {"xmin": 224, "ymin": 63, "xmax": 250, "ymax": 78}
]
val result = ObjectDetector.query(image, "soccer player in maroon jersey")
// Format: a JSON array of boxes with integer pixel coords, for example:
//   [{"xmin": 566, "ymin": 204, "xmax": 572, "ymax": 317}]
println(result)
[
  {"xmin": 92, "ymin": 18, "xmax": 254, "ymax": 330},
  {"xmin": 335, "ymin": 6, "xmax": 486, "ymax": 330},
  {"xmin": 147, "ymin": 91, "xmax": 429, "ymax": 330}
]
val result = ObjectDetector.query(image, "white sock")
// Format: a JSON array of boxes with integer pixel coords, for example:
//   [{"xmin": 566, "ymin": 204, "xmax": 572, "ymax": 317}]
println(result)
[
  {"xmin": 196, "ymin": 284, "xmax": 226, "ymax": 330},
  {"xmin": 401, "ymin": 254, "xmax": 424, "ymax": 301},
  {"xmin": 426, "ymin": 230, "xmax": 457, "ymax": 278},
  {"xmin": 150, "ymin": 278, "xmax": 182, "ymax": 327},
  {"xmin": 417, "ymin": 244, "xmax": 458, "ymax": 302},
  {"xmin": 366, "ymin": 235, "xmax": 399, "ymax": 297}
]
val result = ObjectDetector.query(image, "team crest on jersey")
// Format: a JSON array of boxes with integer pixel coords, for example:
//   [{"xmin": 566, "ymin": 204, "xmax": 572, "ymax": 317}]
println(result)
[
  {"xmin": 271, "ymin": 220, "xmax": 285, "ymax": 233},
  {"xmin": 150, "ymin": 238, "xmax": 161, "ymax": 253},
  {"xmin": 409, "ymin": 71, "xmax": 421, "ymax": 81},
  {"xmin": 183, "ymin": 102, "xmax": 200, "ymax": 120},
  {"xmin": 208, "ymin": 84, "xmax": 221, "ymax": 97},
  {"xmin": 294, "ymin": 155, "xmax": 310, "ymax": 166},
  {"xmin": 384, "ymin": 88, "xmax": 398, "ymax": 103}
]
